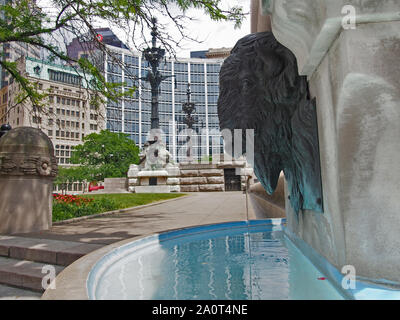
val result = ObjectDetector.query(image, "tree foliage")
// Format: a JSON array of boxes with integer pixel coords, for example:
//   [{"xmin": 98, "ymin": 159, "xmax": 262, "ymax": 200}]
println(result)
[
  {"xmin": 70, "ymin": 129, "xmax": 140, "ymax": 180},
  {"xmin": 0, "ymin": 0, "xmax": 245, "ymax": 112}
]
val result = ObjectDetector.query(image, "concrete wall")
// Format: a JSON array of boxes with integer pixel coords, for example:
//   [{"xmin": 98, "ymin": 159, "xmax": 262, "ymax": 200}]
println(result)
[{"xmin": 104, "ymin": 177, "xmax": 127, "ymax": 193}]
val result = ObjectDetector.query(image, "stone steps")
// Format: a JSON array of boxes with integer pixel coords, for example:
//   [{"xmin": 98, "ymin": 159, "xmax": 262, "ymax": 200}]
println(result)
[
  {"xmin": 0, "ymin": 236, "xmax": 103, "ymax": 294},
  {"xmin": 0, "ymin": 256, "xmax": 64, "ymax": 292},
  {"xmin": 0, "ymin": 236, "xmax": 102, "ymax": 266},
  {"xmin": 0, "ymin": 283, "xmax": 42, "ymax": 300}
]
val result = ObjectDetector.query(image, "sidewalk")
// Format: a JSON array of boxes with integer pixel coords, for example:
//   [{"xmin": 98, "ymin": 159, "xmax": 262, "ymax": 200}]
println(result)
[{"xmin": 22, "ymin": 192, "xmax": 255, "ymax": 245}]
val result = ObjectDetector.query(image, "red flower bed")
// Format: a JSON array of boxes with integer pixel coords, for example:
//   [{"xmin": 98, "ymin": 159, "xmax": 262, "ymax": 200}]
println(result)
[{"xmin": 53, "ymin": 193, "xmax": 93, "ymax": 206}]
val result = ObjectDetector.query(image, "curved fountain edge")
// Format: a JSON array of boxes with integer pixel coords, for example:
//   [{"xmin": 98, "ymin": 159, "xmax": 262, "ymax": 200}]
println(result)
[
  {"xmin": 41, "ymin": 219, "xmax": 284, "ymax": 300},
  {"xmin": 42, "ymin": 217, "xmax": 400, "ymax": 300},
  {"xmin": 284, "ymin": 228, "xmax": 400, "ymax": 300}
]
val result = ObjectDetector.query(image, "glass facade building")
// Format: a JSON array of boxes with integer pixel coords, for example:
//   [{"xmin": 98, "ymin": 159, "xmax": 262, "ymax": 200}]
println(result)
[{"xmin": 104, "ymin": 45, "xmax": 224, "ymax": 162}]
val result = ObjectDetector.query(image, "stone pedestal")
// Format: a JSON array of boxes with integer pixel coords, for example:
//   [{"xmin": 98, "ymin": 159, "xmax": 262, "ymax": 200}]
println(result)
[
  {"xmin": 262, "ymin": 0, "xmax": 400, "ymax": 283},
  {"xmin": 127, "ymin": 140, "xmax": 180, "ymax": 193},
  {"xmin": 0, "ymin": 127, "xmax": 58, "ymax": 234}
]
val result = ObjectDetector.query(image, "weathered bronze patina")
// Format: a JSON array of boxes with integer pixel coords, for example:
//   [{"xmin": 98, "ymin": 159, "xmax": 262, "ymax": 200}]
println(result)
[{"xmin": 218, "ymin": 31, "xmax": 323, "ymax": 213}]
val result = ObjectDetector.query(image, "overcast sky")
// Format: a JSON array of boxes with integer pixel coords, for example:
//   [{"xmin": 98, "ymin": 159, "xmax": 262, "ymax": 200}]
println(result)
[
  {"xmin": 116, "ymin": 0, "xmax": 252, "ymax": 58},
  {"xmin": 168, "ymin": 0, "xmax": 251, "ymax": 57},
  {"xmin": 39, "ymin": 0, "xmax": 251, "ymax": 59}
]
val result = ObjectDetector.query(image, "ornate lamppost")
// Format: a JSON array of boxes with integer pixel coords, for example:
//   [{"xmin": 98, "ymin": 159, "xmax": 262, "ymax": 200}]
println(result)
[
  {"xmin": 141, "ymin": 17, "xmax": 175, "ymax": 134},
  {"xmin": 136, "ymin": 17, "xmax": 176, "ymax": 169},
  {"xmin": 182, "ymin": 83, "xmax": 197, "ymax": 159}
]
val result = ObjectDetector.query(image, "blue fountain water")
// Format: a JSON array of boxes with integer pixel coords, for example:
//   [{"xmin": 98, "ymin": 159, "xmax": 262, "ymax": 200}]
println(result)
[{"xmin": 89, "ymin": 222, "xmax": 345, "ymax": 300}]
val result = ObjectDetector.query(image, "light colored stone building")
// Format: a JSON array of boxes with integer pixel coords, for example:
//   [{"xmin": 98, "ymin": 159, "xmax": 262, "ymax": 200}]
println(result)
[
  {"xmin": 7, "ymin": 56, "xmax": 106, "ymax": 192},
  {"xmin": 0, "ymin": 86, "xmax": 8, "ymax": 124},
  {"xmin": 205, "ymin": 48, "xmax": 232, "ymax": 59}
]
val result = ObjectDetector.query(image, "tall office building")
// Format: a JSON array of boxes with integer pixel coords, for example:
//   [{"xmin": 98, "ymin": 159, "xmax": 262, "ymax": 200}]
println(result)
[{"xmin": 67, "ymin": 31, "xmax": 227, "ymax": 162}]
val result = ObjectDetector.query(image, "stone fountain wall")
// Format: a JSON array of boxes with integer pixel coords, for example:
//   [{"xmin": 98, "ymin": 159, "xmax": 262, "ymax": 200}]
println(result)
[
  {"xmin": 128, "ymin": 161, "xmax": 253, "ymax": 193},
  {"xmin": 179, "ymin": 164, "xmax": 225, "ymax": 192},
  {"xmin": 178, "ymin": 162, "xmax": 252, "ymax": 192},
  {"xmin": 259, "ymin": 0, "xmax": 400, "ymax": 283}
]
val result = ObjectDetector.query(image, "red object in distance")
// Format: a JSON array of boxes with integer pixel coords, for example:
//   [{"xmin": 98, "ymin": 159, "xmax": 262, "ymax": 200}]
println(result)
[
  {"xmin": 96, "ymin": 34, "xmax": 103, "ymax": 42},
  {"xmin": 317, "ymin": 277, "xmax": 326, "ymax": 280},
  {"xmin": 88, "ymin": 182, "xmax": 104, "ymax": 192}
]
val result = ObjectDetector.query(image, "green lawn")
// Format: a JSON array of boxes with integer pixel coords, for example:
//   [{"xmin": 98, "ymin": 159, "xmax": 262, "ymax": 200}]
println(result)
[{"xmin": 53, "ymin": 193, "xmax": 186, "ymax": 222}]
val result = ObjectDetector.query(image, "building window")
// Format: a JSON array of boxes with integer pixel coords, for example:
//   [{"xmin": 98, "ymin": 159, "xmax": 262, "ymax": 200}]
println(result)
[
  {"xmin": 48, "ymin": 69, "xmax": 82, "ymax": 86},
  {"xmin": 32, "ymin": 116, "xmax": 41, "ymax": 124}
]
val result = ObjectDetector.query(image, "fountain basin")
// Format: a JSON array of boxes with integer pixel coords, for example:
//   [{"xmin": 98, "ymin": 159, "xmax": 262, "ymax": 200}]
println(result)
[
  {"xmin": 43, "ymin": 219, "xmax": 400, "ymax": 300},
  {"xmin": 87, "ymin": 219, "xmax": 344, "ymax": 300}
]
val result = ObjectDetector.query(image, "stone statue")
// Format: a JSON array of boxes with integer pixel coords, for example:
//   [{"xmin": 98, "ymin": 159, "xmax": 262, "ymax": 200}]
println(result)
[
  {"xmin": 139, "ymin": 138, "xmax": 173, "ymax": 170},
  {"xmin": 218, "ymin": 31, "xmax": 323, "ymax": 213}
]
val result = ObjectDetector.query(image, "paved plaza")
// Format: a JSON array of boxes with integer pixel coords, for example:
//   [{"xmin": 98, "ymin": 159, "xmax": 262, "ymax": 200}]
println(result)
[
  {"xmin": 23, "ymin": 192, "xmax": 255, "ymax": 245},
  {"xmin": 0, "ymin": 192, "xmax": 255, "ymax": 299}
]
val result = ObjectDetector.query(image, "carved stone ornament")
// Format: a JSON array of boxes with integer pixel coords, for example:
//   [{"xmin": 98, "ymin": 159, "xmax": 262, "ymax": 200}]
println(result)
[
  {"xmin": 0, "ymin": 155, "xmax": 58, "ymax": 177},
  {"xmin": 218, "ymin": 31, "xmax": 323, "ymax": 213},
  {"xmin": 0, "ymin": 127, "xmax": 58, "ymax": 178}
]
